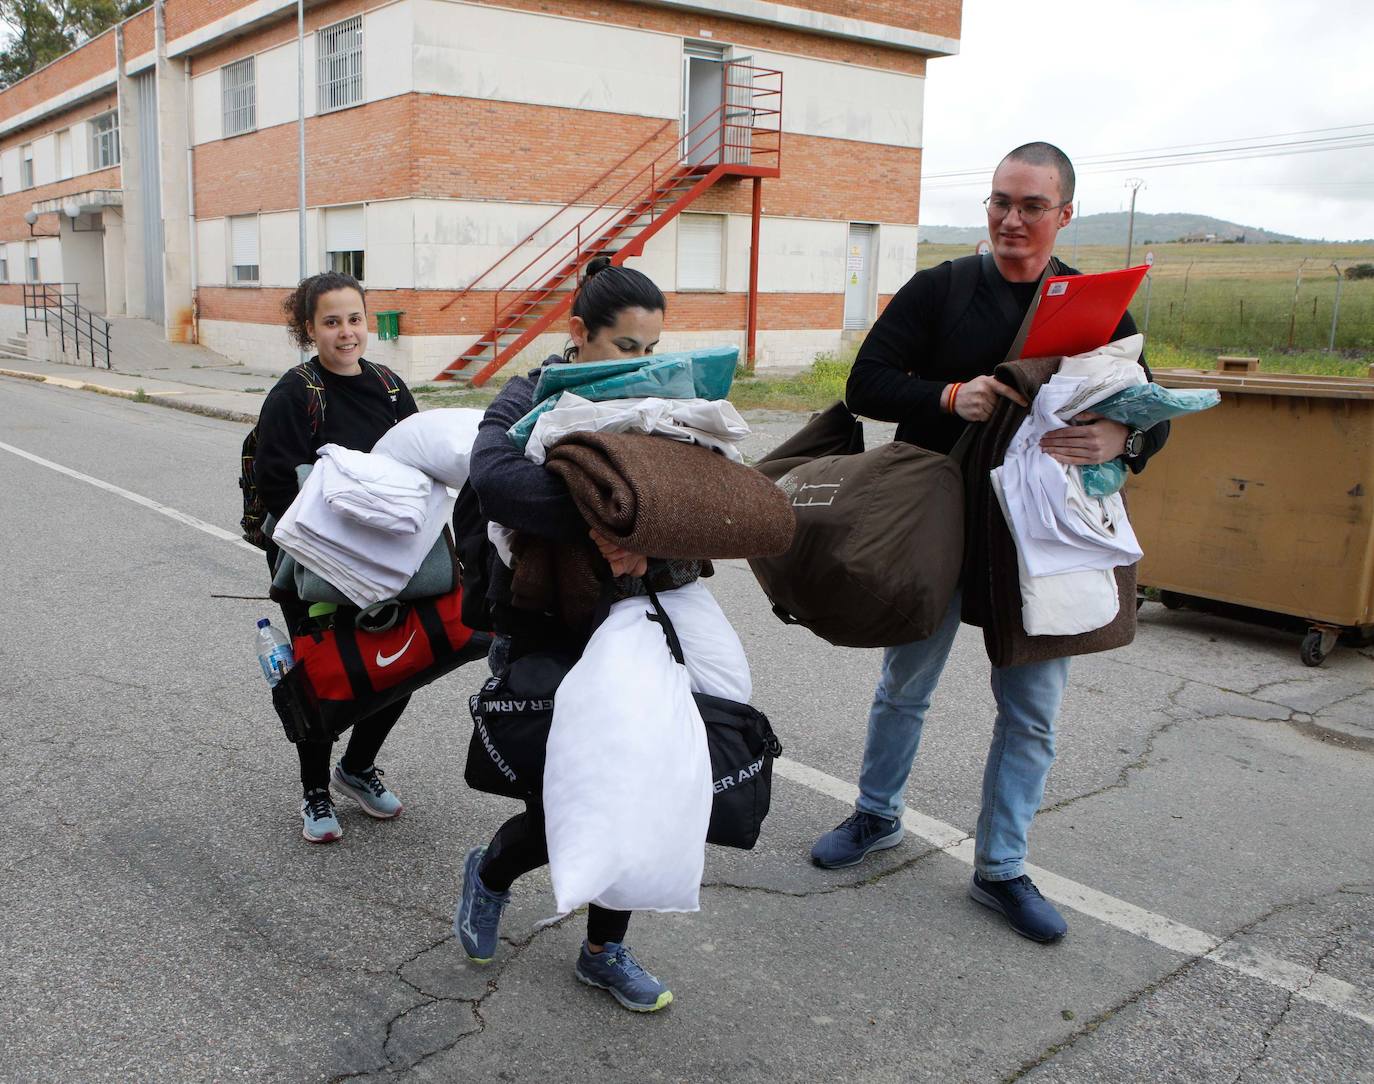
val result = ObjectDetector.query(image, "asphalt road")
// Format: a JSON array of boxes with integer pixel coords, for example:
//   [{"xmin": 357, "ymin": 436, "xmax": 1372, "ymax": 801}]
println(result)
[{"xmin": 2, "ymin": 378, "xmax": 1372, "ymax": 1084}]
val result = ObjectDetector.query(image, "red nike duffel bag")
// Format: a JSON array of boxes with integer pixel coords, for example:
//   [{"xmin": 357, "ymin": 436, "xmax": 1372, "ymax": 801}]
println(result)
[{"xmin": 271, "ymin": 583, "xmax": 491, "ymax": 742}]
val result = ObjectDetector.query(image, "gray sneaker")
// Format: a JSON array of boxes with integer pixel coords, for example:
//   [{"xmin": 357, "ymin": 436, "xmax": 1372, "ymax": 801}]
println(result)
[
  {"xmin": 301, "ymin": 788, "xmax": 342, "ymax": 843},
  {"xmin": 331, "ymin": 763, "xmax": 404, "ymax": 819}
]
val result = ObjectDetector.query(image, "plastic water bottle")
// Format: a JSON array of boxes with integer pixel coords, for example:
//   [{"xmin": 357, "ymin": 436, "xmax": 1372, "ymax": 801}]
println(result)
[{"xmin": 255, "ymin": 618, "xmax": 294, "ymax": 687}]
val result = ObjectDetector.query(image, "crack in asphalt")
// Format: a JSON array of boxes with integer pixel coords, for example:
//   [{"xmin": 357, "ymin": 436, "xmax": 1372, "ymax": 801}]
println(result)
[
  {"xmin": 701, "ymin": 843, "xmax": 955, "ymax": 898},
  {"xmin": 1038, "ymin": 680, "xmax": 1188, "ymax": 816},
  {"xmin": 1226, "ymin": 921, "xmax": 1355, "ymax": 1084},
  {"xmin": 326, "ymin": 913, "xmax": 582, "ymax": 1082},
  {"xmin": 1002, "ymin": 884, "xmax": 1370, "ymax": 1082}
]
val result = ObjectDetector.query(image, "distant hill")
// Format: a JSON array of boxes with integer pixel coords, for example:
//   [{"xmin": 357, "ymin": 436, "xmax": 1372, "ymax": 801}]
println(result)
[{"xmin": 918, "ymin": 212, "xmax": 1309, "ymax": 246}]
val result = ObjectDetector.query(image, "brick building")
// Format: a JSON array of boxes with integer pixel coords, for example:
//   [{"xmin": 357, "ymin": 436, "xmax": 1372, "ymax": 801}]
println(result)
[{"xmin": 0, "ymin": 0, "xmax": 961, "ymax": 383}]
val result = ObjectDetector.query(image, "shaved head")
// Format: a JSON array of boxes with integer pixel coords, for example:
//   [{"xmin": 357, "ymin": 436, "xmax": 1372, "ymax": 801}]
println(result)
[{"xmin": 1000, "ymin": 142, "xmax": 1076, "ymax": 205}]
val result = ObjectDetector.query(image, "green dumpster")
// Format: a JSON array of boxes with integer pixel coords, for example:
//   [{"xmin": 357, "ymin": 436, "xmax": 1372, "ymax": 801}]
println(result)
[{"xmin": 375, "ymin": 310, "xmax": 404, "ymax": 341}]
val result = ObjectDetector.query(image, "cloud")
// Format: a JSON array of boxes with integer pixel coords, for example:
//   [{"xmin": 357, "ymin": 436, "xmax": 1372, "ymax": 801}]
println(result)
[{"xmin": 919, "ymin": 0, "xmax": 1374, "ymax": 240}]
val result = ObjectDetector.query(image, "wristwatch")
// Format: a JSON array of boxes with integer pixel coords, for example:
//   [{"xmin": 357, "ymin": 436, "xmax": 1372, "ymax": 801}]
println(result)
[{"xmin": 1122, "ymin": 428, "xmax": 1146, "ymax": 460}]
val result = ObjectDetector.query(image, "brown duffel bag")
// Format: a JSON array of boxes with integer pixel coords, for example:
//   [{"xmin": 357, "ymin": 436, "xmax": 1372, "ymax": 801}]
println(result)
[{"xmin": 747, "ymin": 402, "xmax": 965, "ymax": 649}]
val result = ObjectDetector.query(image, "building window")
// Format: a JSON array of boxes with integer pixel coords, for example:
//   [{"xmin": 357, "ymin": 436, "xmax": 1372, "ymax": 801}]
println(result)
[
  {"xmin": 324, "ymin": 204, "xmax": 365, "ymax": 282},
  {"xmin": 20, "ymin": 144, "xmax": 33, "ymax": 188},
  {"xmin": 91, "ymin": 111, "xmax": 120, "ymax": 168},
  {"xmin": 26, "ymin": 241, "xmax": 39, "ymax": 282},
  {"xmin": 229, "ymin": 215, "xmax": 260, "ymax": 285},
  {"xmin": 317, "ymin": 16, "xmax": 363, "ymax": 113},
  {"xmin": 677, "ymin": 213, "xmax": 726, "ymax": 291},
  {"xmin": 222, "ymin": 57, "xmax": 256, "ymax": 137},
  {"xmin": 0, "ymin": 252, "xmax": 8, "ymax": 282},
  {"xmin": 56, "ymin": 128, "xmax": 73, "ymax": 180}
]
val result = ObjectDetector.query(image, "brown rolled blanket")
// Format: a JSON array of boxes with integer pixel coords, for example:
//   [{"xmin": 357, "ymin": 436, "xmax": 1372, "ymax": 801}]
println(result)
[
  {"xmin": 510, "ymin": 432, "xmax": 796, "ymax": 628},
  {"xmin": 544, "ymin": 432, "xmax": 796, "ymax": 559}
]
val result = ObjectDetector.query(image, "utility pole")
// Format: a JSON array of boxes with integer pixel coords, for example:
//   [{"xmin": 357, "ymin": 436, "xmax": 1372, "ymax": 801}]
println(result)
[
  {"xmin": 298, "ymin": 0, "xmax": 307, "ymax": 279},
  {"xmin": 1124, "ymin": 178, "xmax": 1145, "ymax": 267},
  {"xmin": 297, "ymin": 0, "xmax": 307, "ymax": 360}
]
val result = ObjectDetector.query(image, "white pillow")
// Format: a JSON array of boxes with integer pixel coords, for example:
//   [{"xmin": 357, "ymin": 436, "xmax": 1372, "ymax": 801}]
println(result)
[{"xmin": 372, "ymin": 408, "xmax": 483, "ymax": 489}]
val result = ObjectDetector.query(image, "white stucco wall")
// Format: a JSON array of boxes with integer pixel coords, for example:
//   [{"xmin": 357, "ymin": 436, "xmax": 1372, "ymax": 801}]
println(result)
[
  {"xmin": 750, "ymin": 49, "xmax": 924, "ymax": 147},
  {"xmin": 413, "ymin": 0, "xmax": 680, "ymax": 120}
]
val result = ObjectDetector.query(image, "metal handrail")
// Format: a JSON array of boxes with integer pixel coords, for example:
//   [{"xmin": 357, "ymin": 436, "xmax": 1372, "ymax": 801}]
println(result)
[
  {"xmin": 455, "ymin": 64, "xmax": 783, "ymax": 358},
  {"xmin": 23, "ymin": 282, "xmax": 111, "ymax": 369},
  {"xmin": 437, "ymin": 118, "xmax": 677, "ymax": 315}
]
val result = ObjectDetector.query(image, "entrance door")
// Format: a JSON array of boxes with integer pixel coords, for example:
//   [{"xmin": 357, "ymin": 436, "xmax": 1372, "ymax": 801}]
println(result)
[
  {"xmin": 843, "ymin": 223, "xmax": 877, "ymax": 330},
  {"xmin": 135, "ymin": 70, "xmax": 164, "ymax": 320},
  {"xmin": 683, "ymin": 42, "xmax": 726, "ymax": 167}
]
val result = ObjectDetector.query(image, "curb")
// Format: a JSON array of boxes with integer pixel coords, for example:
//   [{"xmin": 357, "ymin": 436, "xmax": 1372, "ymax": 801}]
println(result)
[{"xmin": 0, "ymin": 366, "xmax": 260, "ymax": 425}]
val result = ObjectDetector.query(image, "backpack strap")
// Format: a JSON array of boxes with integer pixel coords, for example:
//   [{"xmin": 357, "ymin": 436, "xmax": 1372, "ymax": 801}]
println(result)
[
  {"xmin": 363, "ymin": 360, "xmax": 403, "ymax": 421},
  {"xmin": 936, "ymin": 254, "xmax": 984, "ymax": 344},
  {"xmin": 294, "ymin": 360, "xmax": 328, "ymax": 437}
]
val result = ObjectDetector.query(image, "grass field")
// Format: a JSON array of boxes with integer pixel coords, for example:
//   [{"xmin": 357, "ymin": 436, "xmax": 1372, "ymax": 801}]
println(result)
[{"xmin": 920, "ymin": 241, "xmax": 1374, "ymax": 361}]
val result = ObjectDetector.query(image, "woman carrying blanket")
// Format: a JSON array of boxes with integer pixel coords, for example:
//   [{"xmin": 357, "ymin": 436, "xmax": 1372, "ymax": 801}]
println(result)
[
  {"xmin": 454, "ymin": 256, "xmax": 695, "ymax": 1012},
  {"xmin": 256, "ymin": 272, "xmax": 419, "ymax": 843}
]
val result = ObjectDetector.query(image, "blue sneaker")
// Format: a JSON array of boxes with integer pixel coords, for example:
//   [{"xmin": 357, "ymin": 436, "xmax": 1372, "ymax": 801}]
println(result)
[
  {"xmin": 332, "ymin": 763, "xmax": 403, "ymax": 819},
  {"xmin": 300, "ymin": 789, "xmax": 342, "ymax": 843},
  {"xmin": 575, "ymin": 941, "xmax": 673, "ymax": 1013},
  {"xmin": 454, "ymin": 846, "xmax": 509, "ymax": 963},
  {"xmin": 969, "ymin": 873, "xmax": 1068, "ymax": 943},
  {"xmin": 810, "ymin": 810, "xmax": 904, "ymax": 869}
]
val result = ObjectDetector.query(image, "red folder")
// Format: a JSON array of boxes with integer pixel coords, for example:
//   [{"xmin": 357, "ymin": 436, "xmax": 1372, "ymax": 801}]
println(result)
[{"xmin": 1018, "ymin": 264, "xmax": 1149, "ymax": 360}]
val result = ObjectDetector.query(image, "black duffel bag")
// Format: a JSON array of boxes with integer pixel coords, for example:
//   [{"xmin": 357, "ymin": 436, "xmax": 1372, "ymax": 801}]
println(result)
[
  {"xmin": 464, "ymin": 651, "xmax": 575, "ymax": 801},
  {"xmin": 463, "ymin": 590, "xmax": 782, "ymax": 849},
  {"xmin": 696, "ymin": 692, "xmax": 782, "ymax": 850}
]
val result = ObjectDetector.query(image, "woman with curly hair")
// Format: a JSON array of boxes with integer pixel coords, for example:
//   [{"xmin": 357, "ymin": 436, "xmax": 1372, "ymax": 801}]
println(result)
[{"xmin": 255, "ymin": 271, "xmax": 419, "ymax": 843}]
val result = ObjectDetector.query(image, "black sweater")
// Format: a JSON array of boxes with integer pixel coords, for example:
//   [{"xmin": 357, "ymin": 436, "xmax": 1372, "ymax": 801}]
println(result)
[
  {"xmin": 846, "ymin": 258, "xmax": 1168, "ymax": 469},
  {"xmin": 255, "ymin": 359, "xmax": 419, "ymax": 521}
]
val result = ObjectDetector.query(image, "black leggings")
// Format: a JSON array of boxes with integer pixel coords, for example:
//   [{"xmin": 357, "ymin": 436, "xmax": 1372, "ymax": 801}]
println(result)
[
  {"xmin": 297, "ymin": 694, "xmax": 409, "ymax": 793},
  {"xmin": 270, "ymin": 554, "xmax": 410, "ymax": 795},
  {"xmin": 479, "ymin": 803, "xmax": 631, "ymax": 946}
]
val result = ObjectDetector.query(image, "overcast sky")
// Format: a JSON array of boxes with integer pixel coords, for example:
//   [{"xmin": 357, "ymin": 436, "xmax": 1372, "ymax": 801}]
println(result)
[{"xmin": 918, "ymin": 0, "xmax": 1374, "ymax": 241}]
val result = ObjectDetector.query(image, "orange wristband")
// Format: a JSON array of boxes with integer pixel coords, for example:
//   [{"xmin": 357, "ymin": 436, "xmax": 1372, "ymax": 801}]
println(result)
[{"xmin": 947, "ymin": 382, "xmax": 962, "ymax": 414}]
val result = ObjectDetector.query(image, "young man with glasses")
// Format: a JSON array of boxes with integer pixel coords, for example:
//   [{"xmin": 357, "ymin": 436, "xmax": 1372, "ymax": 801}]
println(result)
[{"xmin": 810, "ymin": 142, "xmax": 1168, "ymax": 942}]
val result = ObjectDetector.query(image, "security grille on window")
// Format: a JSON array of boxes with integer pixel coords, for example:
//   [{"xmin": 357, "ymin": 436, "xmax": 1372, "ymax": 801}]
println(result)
[
  {"xmin": 317, "ymin": 17, "xmax": 363, "ymax": 113},
  {"xmin": 229, "ymin": 216, "xmax": 260, "ymax": 285},
  {"xmin": 222, "ymin": 57, "xmax": 256, "ymax": 137},
  {"xmin": 20, "ymin": 145, "xmax": 33, "ymax": 188},
  {"xmin": 91, "ymin": 111, "xmax": 120, "ymax": 168},
  {"xmin": 324, "ymin": 204, "xmax": 365, "ymax": 282},
  {"xmin": 677, "ymin": 213, "xmax": 726, "ymax": 291}
]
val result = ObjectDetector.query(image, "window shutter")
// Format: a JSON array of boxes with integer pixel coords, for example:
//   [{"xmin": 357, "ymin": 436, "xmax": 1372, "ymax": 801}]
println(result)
[
  {"xmin": 324, "ymin": 205, "xmax": 365, "ymax": 252},
  {"xmin": 678, "ymin": 214, "xmax": 725, "ymax": 291},
  {"xmin": 230, "ymin": 216, "xmax": 259, "ymax": 267}
]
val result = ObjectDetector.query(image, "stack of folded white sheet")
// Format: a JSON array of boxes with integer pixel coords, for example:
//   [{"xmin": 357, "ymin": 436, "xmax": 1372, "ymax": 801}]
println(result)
[
  {"xmin": 317, "ymin": 445, "xmax": 433, "ymax": 533},
  {"xmin": 272, "ymin": 447, "xmax": 456, "ymax": 608},
  {"xmin": 992, "ymin": 336, "xmax": 1148, "ymax": 636},
  {"xmin": 523, "ymin": 393, "xmax": 751, "ymax": 465}
]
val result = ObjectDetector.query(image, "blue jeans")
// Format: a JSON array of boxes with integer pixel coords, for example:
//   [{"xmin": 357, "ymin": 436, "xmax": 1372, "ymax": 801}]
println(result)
[{"xmin": 855, "ymin": 592, "xmax": 1069, "ymax": 882}]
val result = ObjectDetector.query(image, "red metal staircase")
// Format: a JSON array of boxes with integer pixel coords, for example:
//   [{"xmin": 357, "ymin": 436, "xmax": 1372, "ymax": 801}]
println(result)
[{"xmin": 433, "ymin": 63, "xmax": 782, "ymax": 384}]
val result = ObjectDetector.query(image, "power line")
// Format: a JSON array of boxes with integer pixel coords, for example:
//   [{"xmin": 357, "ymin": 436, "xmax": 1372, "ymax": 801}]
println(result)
[
  {"xmin": 923, "ymin": 124, "xmax": 1374, "ymax": 180},
  {"xmin": 922, "ymin": 138, "xmax": 1374, "ymax": 189}
]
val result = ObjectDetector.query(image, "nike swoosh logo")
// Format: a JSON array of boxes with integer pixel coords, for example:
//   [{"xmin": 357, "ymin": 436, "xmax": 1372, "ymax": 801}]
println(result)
[{"xmin": 376, "ymin": 630, "xmax": 418, "ymax": 668}]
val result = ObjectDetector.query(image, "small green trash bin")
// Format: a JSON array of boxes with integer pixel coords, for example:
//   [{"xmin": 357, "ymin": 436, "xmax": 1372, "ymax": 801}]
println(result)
[{"xmin": 375, "ymin": 310, "xmax": 404, "ymax": 341}]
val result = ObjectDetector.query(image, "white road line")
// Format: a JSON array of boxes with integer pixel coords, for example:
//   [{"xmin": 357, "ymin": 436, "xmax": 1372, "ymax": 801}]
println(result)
[
  {"xmin": 775, "ymin": 757, "xmax": 1374, "ymax": 1029},
  {"xmin": 0, "ymin": 440, "xmax": 261, "ymax": 555},
  {"xmin": 6, "ymin": 439, "xmax": 1370, "ymax": 1031}
]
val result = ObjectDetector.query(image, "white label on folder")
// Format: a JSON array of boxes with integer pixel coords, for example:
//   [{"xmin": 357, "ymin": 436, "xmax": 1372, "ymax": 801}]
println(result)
[{"xmin": 1046, "ymin": 281, "xmax": 1069, "ymax": 297}]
